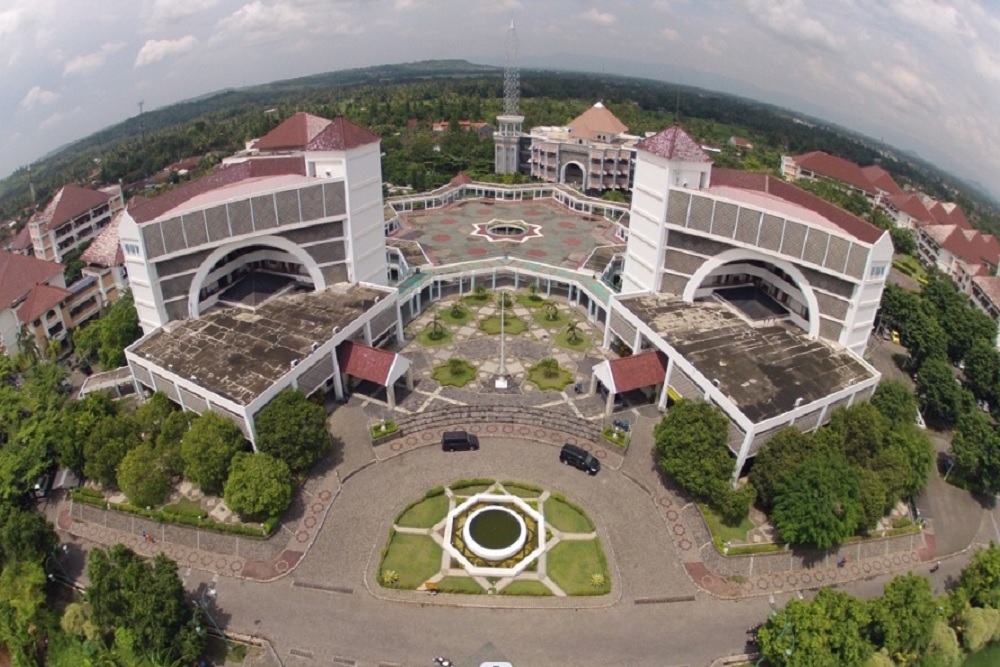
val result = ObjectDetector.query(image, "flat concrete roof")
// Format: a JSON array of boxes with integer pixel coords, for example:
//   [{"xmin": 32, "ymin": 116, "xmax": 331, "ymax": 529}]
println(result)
[
  {"xmin": 619, "ymin": 294, "xmax": 875, "ymax": 422},
  {"xmin": 132, "ymin": 285, "xmax": 388, "ymax": 406}
]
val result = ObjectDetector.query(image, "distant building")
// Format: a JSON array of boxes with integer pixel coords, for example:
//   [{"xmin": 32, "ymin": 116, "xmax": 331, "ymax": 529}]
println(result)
[
  {"xmin": 4, "ymin": 225, "xmax": 33, "ymax": 256},
  {"xmin": 728, "ymin": 135, "xmax": 753, "ymax": 150},
  {"xmin": 529, "ymin": 102, "xmax": 642, "ymax": 192},
  {"xmin": 916, "ymin": 223, "xmax": 1000, "ymax": 290},
  {"xmin": 27, "ymin": 184, "xmax": 124, "ymax": 262},
  {"xmin": 970, "ymin": 276, "xmax": 1000, "ymax": 348},
  {"xmin": 781, "ymin": 151, "xmax": 891, "ymax": 205}
]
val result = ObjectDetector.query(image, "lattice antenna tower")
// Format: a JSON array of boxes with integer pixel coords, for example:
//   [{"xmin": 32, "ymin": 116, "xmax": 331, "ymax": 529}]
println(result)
[{"xmin": 503, "ymin": 19, "xmax": 520, "ymax": 117}]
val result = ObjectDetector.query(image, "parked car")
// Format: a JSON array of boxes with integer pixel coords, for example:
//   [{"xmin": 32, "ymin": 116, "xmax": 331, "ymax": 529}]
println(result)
[
  {"xmin": 441, "ymin": 431, "xmax": 479, "ymax": 452},
  {"xmin": 559, "ymin": 443, "xmax": 601, "ymax": 475}
]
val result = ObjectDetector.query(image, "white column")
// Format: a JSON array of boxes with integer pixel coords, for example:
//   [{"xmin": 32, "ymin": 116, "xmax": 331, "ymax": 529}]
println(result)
[{"xmin": 732, "ymin": 430, "xmax": 755, "ymax": 485}]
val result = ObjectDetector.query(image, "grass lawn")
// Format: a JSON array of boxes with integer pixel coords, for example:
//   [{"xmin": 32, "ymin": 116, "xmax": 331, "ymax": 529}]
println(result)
[
  {"xmin": 601, "ymin": 426, "xmax": 629, "ymax": 448},
  {"xmin": 501, "ymin": 580, "xmax": 553, "ymax": 596},
  {"xmin": 461, "ymin": 292, "xmax": 494, "ymax": 308},
  {"xmin": 479, "ymin": 315, "xmax": 527, "ymax": 335},
  {"xmin": 396, "ymin": 494, "xmax": 450, "ymax": 528},
  {"xmin": 436, "ymin": 576, "xmax": 484, "ymax": 594},
  {"xmin": 416, "ymin": 325, "xmax": 453, "ymax": 347},
  {"xmin": 501, "ymin": 482, "xmax": 543, "ymax": 498},
  {"xmin": 380, "ymin": 533, "xmax": 442, "ymax": 589},
  {"xmin": 893, "ymin": 254, "xmax": 927, "ymax": 281},
  {"xmin": 545, "ymin": 498, "xmax": 595, "ymax": 533},
  {"xmin": 440, "ymin": 305, "xmax": 473, "ymax": 326},
  {"xmin": 516, "ymin": 292, "xmax": 548, "ymax": 309},
  {"xmin": 162, "ymin": 497, "xmax": 206, "ymax": 517},
  {"xmin": 452, "ymin": 484, "xmax": 493, "ymax": 495},
  {"xmin": 532, "ymin": 308, "xmax": 566, "ymax": 329},
  {"xmin": 431, "ymin": 360, "xmax": 477, "ymax": 387},
  {"xmin": 962, "ymin": 644, "xmax": 1000, "ymax": 666},
  {"xmin": 547, "ymin": 539, "xmax": 610, "ymax": 596},
  {"xmin": 527, "ymin": 364, "xmax": 574, "ymax": 391},
  {"xmin": 553, "ymin": 330, "xmax": 591, "ymax": 352},
  {"xmin": 699, "ymin": 503, "xmax": 754, "ymax": 545}
]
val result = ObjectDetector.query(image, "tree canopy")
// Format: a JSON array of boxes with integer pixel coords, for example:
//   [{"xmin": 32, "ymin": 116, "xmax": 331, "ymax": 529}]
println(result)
[
  {"xmin": 771, "ymin": 454, "xmax": 863, "ymax": 549},
  {"xmin": 223, "ymin": 452, "xmax": 294, "ymax": 519},
  {"xmin": 180, "ymin": 411, "xmax": 246, "ymax": 494},
  {"xmin": 254, "ymin": 389, "xmax": 330, "ymax": 474}
]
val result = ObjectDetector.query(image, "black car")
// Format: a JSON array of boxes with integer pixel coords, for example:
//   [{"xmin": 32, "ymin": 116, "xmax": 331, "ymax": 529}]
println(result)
[
  {"xmin": 441, "ymin": 431, "xmax": 480, "ymax": 452},
  {"xmin": 559, "ymin": 443, "xmax": 601, "ymax": 475}
]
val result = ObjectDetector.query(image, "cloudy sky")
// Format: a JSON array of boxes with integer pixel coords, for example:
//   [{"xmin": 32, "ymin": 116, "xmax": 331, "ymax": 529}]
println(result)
[{"xmin": 2, "ymin": 0, "xmax": 999, "ymax": 198}]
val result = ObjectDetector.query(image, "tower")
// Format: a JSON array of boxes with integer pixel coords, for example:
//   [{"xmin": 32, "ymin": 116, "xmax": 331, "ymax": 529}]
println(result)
[{"xmin": 494, "ymin": 20, "xmax": 524, "ymax": 175}]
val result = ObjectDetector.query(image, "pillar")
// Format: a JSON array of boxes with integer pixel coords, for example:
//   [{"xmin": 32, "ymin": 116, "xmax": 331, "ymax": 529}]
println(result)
[
  {"xmin": 589, "ymin": 374, "xmax": 598, "ymax": 395},
  {"xmin": 657, "ymin": 357, "xmax": 674, "ymax": 411},
  {"xmin": 604, "ymin": 389, "xmax": 615, "ymax": 417},
  {"xmin": 395, "ymin": 303, "xmax": 405, "ymax": 345},
  {"xmin": 405, "ymin": 369, "xmax": 414, "ymax": 390},
  {"xmin": 732, "ymin": 430, "xmax": 755, "ymax": 485},
  {"xmin": 633, "ymin": 327, "xmax": 643, "ymax": 354},
  {"xmin": 364, "ymin": 321, "xmax": 373, "ymax": 346},
  {"xmin": 387, "ymin": 384, "xmax": 396, "ymax": 410},
  {"xmin": 331, "ymin": 352, "xmax": 345, "ymax": 401}
]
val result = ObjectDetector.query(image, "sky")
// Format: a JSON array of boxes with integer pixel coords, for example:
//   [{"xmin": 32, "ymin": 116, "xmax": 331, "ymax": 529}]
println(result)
[{"xmin": 2, "ymin": 0, "xmax": 1000, "ymax": 199}]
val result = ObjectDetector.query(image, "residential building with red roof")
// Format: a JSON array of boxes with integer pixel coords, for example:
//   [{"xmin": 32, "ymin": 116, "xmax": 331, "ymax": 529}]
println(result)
[
  {"xmin": 529, "ymin": 102, "xmax": 642, "ymax": 192},
  {"xmin": 882, "ymin": 192, "xmax": 933, "ymax": 229},
  {"xmin": 27, "ymin": 183, "xmax": 123, "ymax": 262},
  {"xmin": 916, "ymin": 223, "xmax": 1000, "ymax": 290},
  {"xmin": 970, "ymin": 276, "xmax": 1000, "ymax": 347}
]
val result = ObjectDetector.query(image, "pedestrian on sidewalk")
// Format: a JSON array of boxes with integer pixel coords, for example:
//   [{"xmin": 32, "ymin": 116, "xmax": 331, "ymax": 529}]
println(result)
[
  {"xmin": 931, "ymin": 561, "xmax": 941, "ymax": 573},
  {"xmin": 142, "ymin": 531, "xmax": 147, "ymax": 541}
]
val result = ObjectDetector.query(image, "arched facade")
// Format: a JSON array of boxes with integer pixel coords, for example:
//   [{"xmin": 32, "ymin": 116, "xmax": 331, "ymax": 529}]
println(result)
[
  {"xmin": 186, "ymin": 235, "xmax": 326, "ymax": 319},
  {"xmin": 560, "ymin": 161, "xmax": 586, "ymax": 188}
]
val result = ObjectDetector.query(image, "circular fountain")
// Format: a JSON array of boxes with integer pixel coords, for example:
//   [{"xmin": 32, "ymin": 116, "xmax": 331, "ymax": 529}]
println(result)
[{"xmin": 462, "ymin": 504, "xmax": 528, "ymax": 562}]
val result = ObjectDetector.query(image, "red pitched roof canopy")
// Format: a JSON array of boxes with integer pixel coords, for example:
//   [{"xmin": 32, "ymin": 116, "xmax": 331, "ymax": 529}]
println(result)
[
  {"xmin": 567, "ymin": 102, "xmax": 629, "ymax": 140},
  {"xmin": 256, "ymin": 112, "xmax": 380, "ymax": 152},
  {"xmin": 0, "ymin": 251, "xmax": 64, "ymax": 310},
  {"xmin": 336, "ymin": 341, "xmax": 397, "ymax": 385},
  {"xmin": 860, "ymin": 165, "xmax": 904, "ymax": 196},
  {"xmin": 886, "ymin": 193, "xmax": 933, "ymax": 225},
  {"xmin": 81, "ymin": 212, "xmax": 124, "ymax": 267},
  {"xmin": 30, "ymin": 184, "xmax": 112, "ymax": 232},
  {"xmin": 17, "ymin": 283, "xmax": 71, "ymax": 323},
  {"xmin": 636, "ymin": 125, "xmax": 712, "ymax": 163},
  {"xmin": 793, "ymin": 151, "xmax": 876, "ymax": 194},
  {"xmin": 609, "ymin": 351, "xmax": 668, "ymax": 394}
]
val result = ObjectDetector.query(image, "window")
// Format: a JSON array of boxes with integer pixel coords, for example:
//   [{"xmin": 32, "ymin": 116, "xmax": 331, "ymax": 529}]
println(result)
[
  {"xmin": 870, "ymin": 264, "xmax": 888, "ymax": 278},
  {"xmin": 123, "ymin": 243, "xmax": 141, "ymax": 256}
]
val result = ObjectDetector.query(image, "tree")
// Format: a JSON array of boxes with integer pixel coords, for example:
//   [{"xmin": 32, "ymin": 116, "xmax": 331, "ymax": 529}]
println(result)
[
  {"xmin": 117, "ymin": 443, "xmax": 172, "ymax": 508},
  {"xmin": 653, "ymin": 400, "xmax": 733, "ymax": 500},
  {"xmin": 757, "ymin": 587, "xmax": 873, "ymax": 667},
  {"xmin": 904, "ymin": 311, "xmax": 948, "ymax": 369},
  {"xmin": 771, "ymin": 454, "xmax": 863, "ymax": 548},
  {"xmin": 961, "ymin": 606, "xmax": 1000, "ymax": 653},
  {"xmin": 826, "ymin": 402, "xmax": 889, "ymax": 466},
  {"xmin": 83, "ymin": 414, "xmax": 141, "ymax": 489},
  {"xmin": 960, "ymin": 542, "xmax": 1000, "ymax": 609},
  {"xmin": 180, "ymin": 412, "xmax": 246, "ymax": 494},
  {"xmin": 566, "ymin": 321, "xmax": 581, "ymax": 343},
  {"xmin": 963, "ymin": 338, "xmax": 1000, "ymax": 405},
  {"xmin": 254, "ymin": 389, "xmax": 330, "ymax": 474},
  {"xmin": 0, "ymin": 560, "xmax": 48, "ymax": 667},
  {"xmin": 867, "ymin": 574, "xmax": 937, "ymax": 661},
  {"xmin": 871, "ymin": 379, "xmax": 919, "ymax": 428},
  {"xmin": 544, "ymin": 303, "xmax": 559, "ymax": 321},
  {"xmin": 881, "ymin": 424, "xmax": 934, "ymax": 498},
  {"xmin": 0, "ymin": 506, "xmax": 58, "ymax": 567},
  {"xmin": 61, "ymin": 392, "xmax": 118, "ymax": 474},
  {"xmin": 889, "ymin": 227, "xmax": 916, "ymax": 255},
  {"xmin": 922, "ymin": 621, "xmax": 961, "ymax": 667},
  {"xmin": 749, "ymin": 427, "xmax": 822, "ymax": 511},
  {"xmin": 428, "ymin": 313, "xmax": 444, "ymax": 340},
  {"xmin": 916, "ymin": 356, "xmax": 967, "ymax": 425},
  {"xmin": 223, "ymin": 452, "xmax": 294, "ymax": 519},
  {"xmin": 156, "ymin": 410, "xmax": 193, "ymax": 477},
  {"xmin": 855, "ymin": 467, "xmax": 888, "ymax": 531},
  {"xmin": 537, "ymin": 357, "xmax": 559, "ymax": 379},
  {"xmin": 951, "ymin": 410, "xmax": 1000, "ymax": 494},
  {"xmin": 134, "ymin": 392, "xmax": 176, "ymax": 443},
  {"xmin": 97, "ymin": 292, "xmax": 141, "ymax": 368}
]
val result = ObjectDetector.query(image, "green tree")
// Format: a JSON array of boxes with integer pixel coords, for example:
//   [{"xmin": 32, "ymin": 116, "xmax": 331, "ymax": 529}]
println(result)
[
  {"xmin": 960, "ymin": 542, "xmax": 1000, "ymax": 609},
  {"xmin": 826, "ymin": 402, "xmax": 889, "ymax": 466},
  {"xmin": 156, "ymin": 410, "xmax": 193, "ymax": 477},
  {"xmin": 961, "ymin": 606, "xmax": 1000, "ymax": 653},
  {"xmin": 254, "ymin": 389, "xmax": 330, "ymax": 474},
  {"xmin": 223, "ymin": 452, "xmax": 294, "ymax": 519},
  {"xmin": 904, "ymin": 312, "xmax": 948, "ymax": 369},
  {"xmin": 771, "ymin": 454, "xmax": 863, "ymax": 548},
  {"xmin": 867, "ymin": 574, "xmax": 937, "ymax": 661},
  {"xmin": 870, "ymin": 379, "xmax": 919, "ymax": 428},
  {"xmin": 61, "ymin": 392, "xmax": 118, "ymax": 473},
  {"xmin": 537, "ymin": 357, "xmax": 559, "ymax": 379},
  {"xmin": 952, "ymin": 410, "xmax": 1000, "ymax": 493},
  {"xmin": 0, "ymin": 506, "xmax": 58, "ymax": 567},
  {"xmin": 916, "ymin": 356, "xmax": 967, "ymax": 425},
  {"xmin": 83, "ymin": 414, "xmax": 141, "ymax": 489},
  {"xmin": 180, "ymin": 412, "xmax": 246, "ymax": 494},
  {"xmin": 922, "ymin": 621, "xmax": 961, "ymax": 667},
  {"xmin": 964, "ymin": 338, "xmax": 1000, "ymax": 406},
  {"xmin": 749, "ymin": 427, "xmax": 822, "ymax": 511},
  {"xmin": 889, "ymin": 227, "xmax": 916, "ymax": 255},
  {"xmin": 116, "ymin": 443, "xmax": 172, "ymax": 508},
  {"xmin": 653, "ymin": 400, "xmax": 733, "ymax": 499},
  {"xmin": 134, "ymin": 392, "xmax": 176, "ymax": 443},
  {"xmin": 855, "ymin": 467, "xmax": 888, "ymax": 531},
  {"xmin": 757, "ymin": 587, "xmax": 873, "ymax": 667},
  {"xmin": 0, "ymin": 560, "xmax": 48, "ymax": 667}
]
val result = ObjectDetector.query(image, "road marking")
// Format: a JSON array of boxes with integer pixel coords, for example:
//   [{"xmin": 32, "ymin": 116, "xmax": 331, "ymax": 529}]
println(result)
[
  {"xmin": 291, "ymin": 581, "xmax": 354, "ymax": 595},
  {"xmin": 332, "ymin": 657, "xmax": 356, "ymax": 666},
  {"xmin": 634, "ymin": 595, "xmax": 696, "ymax": 605},
  {"xmin": 289, "ymin": 648, "xmax": 313, "ymax": 659}
]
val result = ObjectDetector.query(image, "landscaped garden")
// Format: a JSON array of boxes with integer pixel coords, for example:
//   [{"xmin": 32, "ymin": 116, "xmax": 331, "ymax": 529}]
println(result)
[
  {"xmin": 431, "ymin": 358, "xmax": 478, "ymax": 387},
  {"xmin": 377, "ymin": 480, "xmax": 609, "ymax": 596}
]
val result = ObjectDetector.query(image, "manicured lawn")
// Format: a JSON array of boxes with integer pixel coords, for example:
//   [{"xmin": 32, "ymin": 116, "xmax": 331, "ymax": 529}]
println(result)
[
  {"xmin": 699, "ymin": 503, "xmax": 754, "ymax": 544},
  {"xmin": 461, "ymin": 292, "xmax": 494, "ymax": 308},
  {"xmin": 553, "ymin": 330, "xmax": 591, "ymax": 352},
  {"xmin": 479, "ymin": 315, "xmax": 527, "ymax": 335},
  {"xmin": 436, "ymin": 576, "xmax": 484, "ymax": 594},
  {"xmin": 601, "ymin": 426, "xmax": 629, "ymax": 448},
  {"xmin": 516, "ymin": 292, "xmax": 547, "ymax": 309},
  {"xmin": 527, "ymin": 364, "xmax": 574, "ymax": 391},
  {"xmin": 440, "ymin": 304, "xmax": 473, "ymax": 326},
  {"xmin": 452, "ymin": 484, "xmax": 493, "ymax": 495},
  {"xmin": 547, "ymin": 539, "xmax": 610, "ymax": 595},
  {"xmin": 501, "ymin": 580, "xmax": 553, "ymax": 596},
  {"xmin": 380, "ymin": 533, "xmax": 442, "ymax": 589},
  {"xmin": 396, "ymin": 494, "xmax": 450, "ymax": 528},
  {"xmin": 501, "ymin": 482, "xmax": 543, "ymax": 498},
  {"xmin": 416, "ymin": 325, "xmax": 453, "ymax": 347},
  {"xmin": 532, "ymin": 308, "xmax": 566, "ymax": 329},
  {"xmin": 162, "ymin": 497, "xmax": 206, "ymax": 517},
  {"xmin": 545, "ymin": 498, "xmax": 595, "ymax": 533},
  {"xmin": 431, "ymin": 360, "xmax": 477, "ymax": 387},
  {"xmin": 962, "ymin": 644, "xmax": 1000, "ymax": 666},
  {"xmin": 893, "ymin": 254, "xmax": 927, "ymax": 282}
]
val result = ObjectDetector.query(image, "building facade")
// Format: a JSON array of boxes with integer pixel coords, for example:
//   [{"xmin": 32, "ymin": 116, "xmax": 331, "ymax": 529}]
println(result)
[{"xmin": 28, "ymin": 184, "xmax": 123, "ymax": 262}]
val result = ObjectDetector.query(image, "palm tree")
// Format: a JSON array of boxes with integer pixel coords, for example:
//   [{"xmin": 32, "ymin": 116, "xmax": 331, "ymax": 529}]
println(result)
[
  {"xmin": 496, "ymin": 291, "xmax": 512, "ymax": 311},
  {"xmin": 528, "ymin": 282, "xmax": 541, "ymax": 302},
  {"xmin": 447, "ymin": 357, "xmax": 466, "ymax": 376},
  {"xmin": 473, "ymin": 284, "xmax": 488, "ymax": 301},
  {"xmin": 429, "ymin": 313, "xmax": 444, "ymax": 340},
  {"xmin": 538, "ymin": 357, "xmax": 560, "ymax": 379},
  {"xmin": 450, "ymin": 302, "xmax": 465, "ymax": 319},
  {"xmin": 544, "ymin": 303, "xmax": 559, "ymax": 322},
  {"xmin": 566, "ymin": 321, "xmax": 581, "ymax": 344}
]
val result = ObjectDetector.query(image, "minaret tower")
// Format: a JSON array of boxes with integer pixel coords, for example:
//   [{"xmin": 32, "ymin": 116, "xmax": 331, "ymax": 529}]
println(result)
[{"xmin": 494, "ymin": 20, "xmax": 524, "ymax": 175}]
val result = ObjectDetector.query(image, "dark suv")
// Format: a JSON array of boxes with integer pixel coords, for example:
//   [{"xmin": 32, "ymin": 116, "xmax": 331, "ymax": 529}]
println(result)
[
  {"xmin": 441, "ymin": 431, "xmax": 480, "ymax": 452},
  {"xmin": 559, "ymin": 443, "xmax": 601, "ymax": 475}
]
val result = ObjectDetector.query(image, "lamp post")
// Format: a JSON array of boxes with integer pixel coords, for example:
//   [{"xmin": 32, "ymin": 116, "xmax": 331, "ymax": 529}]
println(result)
[
  {"xmin": 45, "ymin": 544, "xmax": 80, "ymax": 591},
  {"xmin": 495, "ymin": 290, "xmax": 508, "ymax": 389}
]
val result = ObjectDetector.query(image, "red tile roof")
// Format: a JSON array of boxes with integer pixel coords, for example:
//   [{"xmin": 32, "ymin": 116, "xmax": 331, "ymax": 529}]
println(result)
[
  {"xmin": 885, "ymin": 193, "xmax": 932, "ymax": 224},
  {"xmin": 336, "ymin": 341, "xmax": 397, "ymax": 385},
  {"xmin": 568, "ymin": 102, "xmax": 629, "ymax": 140},
  {"xmin": 30, "ymin": 184, "xmax": 113, "ymax": 233},
  {"xmin": 129, "ymin": 157, "xmax": 306, "ymax": 223},
  {"xmin": 711, "ymin": 168, "xmax": 884, "ymax": 244},
  {"xmin": 0, "ymin": 251, "xmax": 64, "ymax": 311},
  {"xmin": 81, "ymin": 212, "xmax": 124, "ymax": 267},
  {"xmin": 922, "ymin": 224, "xmax": 1000, "ymax": 268},
  {"xmin": 793, "ymin": 151, "xmax": 876, "ymax": 194},
  {"xmin": 636, "ymin": 125, "xmax": 712, "ymax": 163},
  {"xmin": 860, "ymin": 165, "xmax": 903, "ymax": 196},
  {"xmin": 609, "ymin": 351, "xmax": 668, "ymax": 394},
  {"xmin": 255, "ymin": 112, "xmax": 380, "ymax": 152},
  {"xmin": 7, "ymin": 225, "xmax": 32, "ymax": 252},
  {"xmin": 450, "ymin": 172, "xmax": 473, "ymax": 185},
  {"xmin": 973, "ymin": 276, "xmax": 1000, "ymax": 306},
  {"xmin": 17, "ymin": 283, "xmax": 71, "ymax": 323},
  {"xmin": 729, "ymin": 135, "xmax": 753, "ymax": 148}
]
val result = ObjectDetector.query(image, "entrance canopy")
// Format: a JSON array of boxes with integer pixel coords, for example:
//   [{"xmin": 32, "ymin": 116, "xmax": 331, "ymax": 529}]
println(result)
[
  {"xmin": 336, "ymin": 341, "xmax": 410, "ymax": 387},
  {"xmin": 593, "ymin": 351, "xmax": 668, "ymax": 394}
]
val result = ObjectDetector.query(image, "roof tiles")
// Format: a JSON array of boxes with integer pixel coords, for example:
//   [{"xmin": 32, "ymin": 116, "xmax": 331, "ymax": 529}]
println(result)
[
  {"xmin": 30, "ymin": 184, "xmax": 113, "ymax": 233},
  {"xmin": 636, "ymin": 125, "xmax": 712, "ymax": 163},
  {"xmin": 336, "ymin": 340, "xmax": 397, "ymax": 385},
  {"xmin": 255, "ymin": 112, "xmax": 379, "ymax": 152},
  {"xmin": 793, "ymin": 151, "xmax": 876, "ymax": 194},
  {"xmin": 609, "ymin": 351, "xmax": 668, "ymax": 394},
  {"xmin": 17, "ymin": 283, "xmax": 71, "ymax": 323},
  {"xmin": 0, "ymin": 251, "xmax": 64, "ymax": 311}
]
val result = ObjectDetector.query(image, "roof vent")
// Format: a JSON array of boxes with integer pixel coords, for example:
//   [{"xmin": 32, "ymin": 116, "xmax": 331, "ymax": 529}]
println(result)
[
  {"xmin": 310, "ymin": 342, "xmax": 319, "ymax": 352},
  {"xmin": 291, "ymin": 359, "xmax": 300, "ymax": 369},
  {"xmin": 712, "ymin": 378, "xmax": 721, "ymax": 389}
]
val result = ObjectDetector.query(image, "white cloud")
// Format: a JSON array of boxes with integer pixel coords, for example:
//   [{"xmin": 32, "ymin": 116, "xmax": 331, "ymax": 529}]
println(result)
[
  {"xmin": 886, "ymin": 0, "xmax": 973, "ymax": 39},
  {"xmin": 742, "ymin": 0, "xmax": 843, "ymax": 52},
  {"xmin": 661, "ymin": 27, "xmax": 679, "ymax": 40},
  {"xmin": 215, "ymin": 2, "xmax": 308, "ymax": 40},
  {"xmin": 394, "ymin": 0, "xmax": 420, "ymax": 9},
  {"xmin": 38, "ymin": 111, "xmax": 65, "ymax": 129},
  {"xmin": 150, "ymin": 0, "xmax": 219, "ymax": 25},
  {"xmin": 0, "ymin": 7, "xmax": 23, "ymax": 38},
  {"xmin": 63, "ymin": 41, "xmax": 123, "ymax": 76},
  {"xmin": 134, "ymin": 35, "xmax": 198, "ymax": 67},
  {"xmin": 20, "ymin": 85, "xmax": 59, "ymax": 110},
  {"xmin": 581, "ymin": 8, "xmax": 616, "ymax": 26}
]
